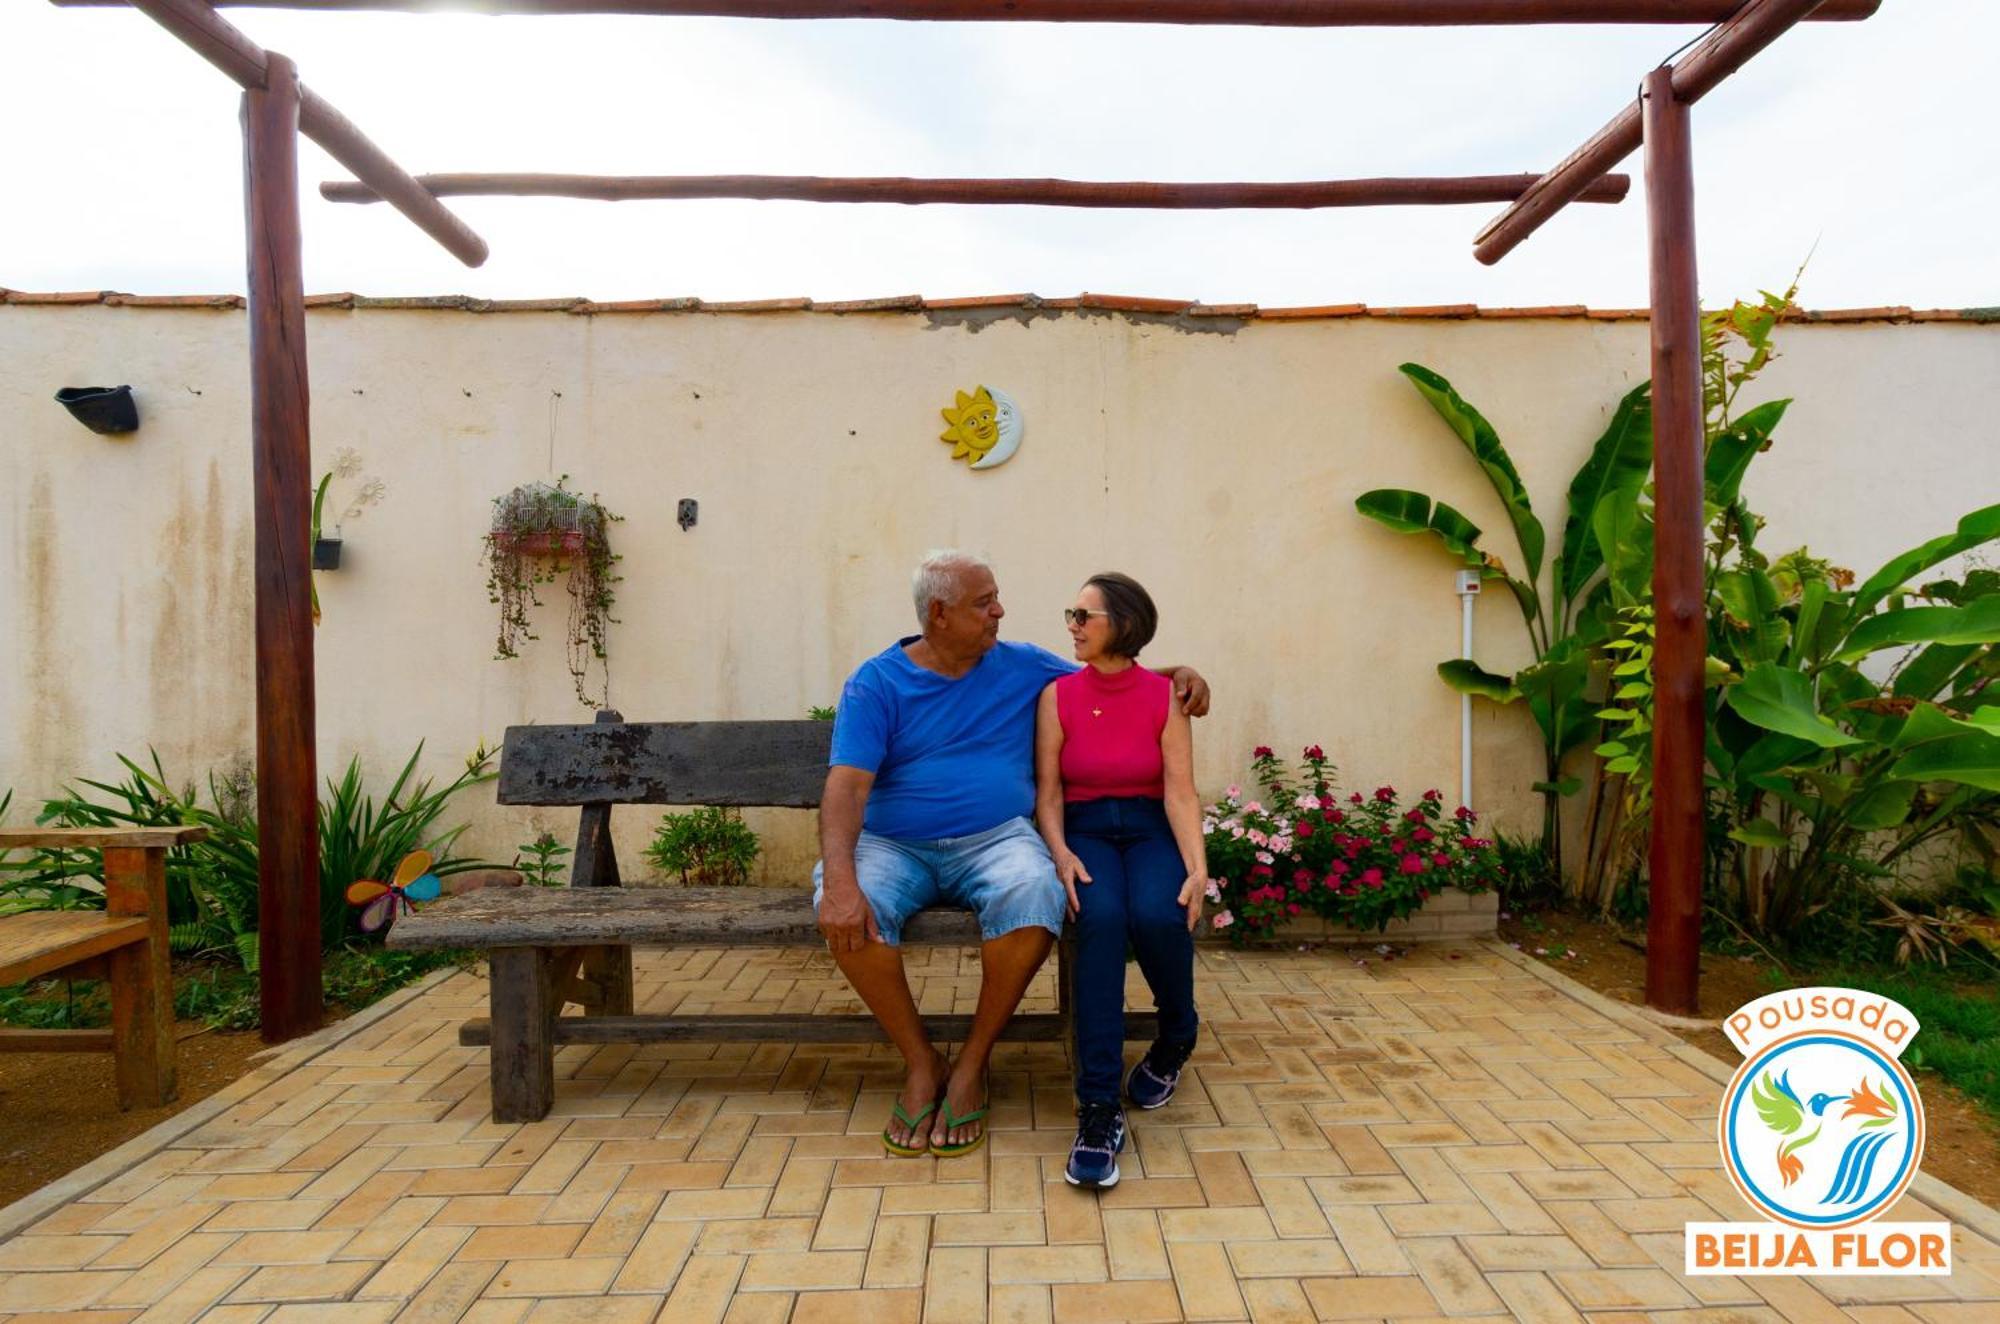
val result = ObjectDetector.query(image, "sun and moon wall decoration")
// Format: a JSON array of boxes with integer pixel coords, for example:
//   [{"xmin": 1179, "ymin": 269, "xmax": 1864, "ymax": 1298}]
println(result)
[{"xmin": 939, "ymin": 385, "xmax": 1024, "ymax": 470}]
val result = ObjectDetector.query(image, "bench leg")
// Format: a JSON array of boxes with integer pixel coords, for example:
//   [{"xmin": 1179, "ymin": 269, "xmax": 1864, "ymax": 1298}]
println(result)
[
  {"xmin": 489, "ymin": 947, "xmax": 558, "ymax": 1123},
  {"xmin": 583, "ymin": 946, "xmax": 635, "ymax": 1017},
  {"xmin": 104, "ymin": 846, "xmax": 175, "ymax": 1109}
]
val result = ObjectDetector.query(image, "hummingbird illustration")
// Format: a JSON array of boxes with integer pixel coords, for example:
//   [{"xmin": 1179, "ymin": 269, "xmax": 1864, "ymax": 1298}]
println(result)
[{"xmin": 1750, "ymin": 1071, "xmax": 1823, "ymax": 1187}]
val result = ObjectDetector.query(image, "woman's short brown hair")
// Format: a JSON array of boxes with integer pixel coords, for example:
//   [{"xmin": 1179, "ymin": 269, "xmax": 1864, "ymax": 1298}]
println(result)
[{"xmin": 1086, "ymin": 572, "xmax": 1159, "ymax": 659}]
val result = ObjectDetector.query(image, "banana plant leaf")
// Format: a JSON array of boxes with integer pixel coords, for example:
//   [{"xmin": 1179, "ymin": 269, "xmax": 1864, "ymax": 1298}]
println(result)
[
  {"xmin": 1846, "ymin": 780, "xmax": 1919, "ymax": 831},
  {"xmin": 1836, "ymin": 595, "xmax": 2000, "ymax": 662},
  {"xmin": 1849, "ymin": 503, "xmax": 2000, "ymax": 620},
  {"xmin": 1591, "ymin": 485, "xmax": 1653, "ymax": 610},
  {"xmin": 1704, "ymin": 398, "xmax": 1790, "ymax": 508},
  {"xmin": 1724, "ymin": 663, "xmax": 1862, "ymax": 748},
  {"xmin": 1716, "ymin": 568, "xmax": 1788, "ymax": 666},
  {"xmin": 1354, "ymin": 489, "xmax": 1489, "ymax": 570},
  {"xmin": 1517, "ymin": 641, "xmax": 1598, "ymax": 756},
  {"xmin": 1399, "ymin": 363, "xmax": 1546, "ymax": 583},
  {"xmin": 1437, "ymin": 658, "xmax": 1519, "ymax": 703},
  {"xmin": 1889, "ymin": 729, "xmax": 2000, "ymax": 792},
  {"xmin": 1892, "ymin": 642, "xmax": 1981, "ymax": 700},
  {"xmin": 1558, "ymin": 381, "xmax": 1653, "ymax": 604}
]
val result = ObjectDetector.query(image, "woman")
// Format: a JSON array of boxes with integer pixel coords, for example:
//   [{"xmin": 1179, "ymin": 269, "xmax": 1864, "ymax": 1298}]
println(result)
[{"xmin": 1035, "ymin": 572, "xmax": 1206, "ymax": 1190}]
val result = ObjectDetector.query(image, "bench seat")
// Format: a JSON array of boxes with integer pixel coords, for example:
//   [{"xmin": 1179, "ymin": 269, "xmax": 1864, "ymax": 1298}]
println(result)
[
  {"xmin": 388, "ymin": 884, "xmax": 990, "ymax": 952},
  {"xmin": 0, "ymin": 911, "xmax": 150, "ymax": 987}
]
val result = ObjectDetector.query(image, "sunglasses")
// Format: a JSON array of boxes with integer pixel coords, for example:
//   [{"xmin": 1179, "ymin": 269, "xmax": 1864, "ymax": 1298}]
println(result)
[{"xmin": 1062, "ymin": 608, "xmax": 1109, "ymax": 628}]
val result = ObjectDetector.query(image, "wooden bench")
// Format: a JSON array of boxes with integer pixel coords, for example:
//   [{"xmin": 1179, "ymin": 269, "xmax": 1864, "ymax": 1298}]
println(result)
[
  {"xmin": 391, "ymin": 712, "xmax": 1136, "ymax": 1122},
  {"xmin": 0, "ymin": 826, "xmax": 198, "ymax": 1108}
]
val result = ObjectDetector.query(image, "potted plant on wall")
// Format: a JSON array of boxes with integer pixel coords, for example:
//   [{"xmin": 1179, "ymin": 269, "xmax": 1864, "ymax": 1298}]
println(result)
[
  {"xmin": 482, "ymin": 476, "xmax": 622, "ymax": 710},
  {"xmin": 309, "ymin": 448, "xmax": 386, "ymax": 624}
]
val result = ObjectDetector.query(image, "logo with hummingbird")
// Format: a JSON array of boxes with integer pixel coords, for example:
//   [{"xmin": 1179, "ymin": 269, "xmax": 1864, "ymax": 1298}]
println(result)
[{"xmin": 1719, "ymin": 992, "xmax": 1926, "ymax": 1231}]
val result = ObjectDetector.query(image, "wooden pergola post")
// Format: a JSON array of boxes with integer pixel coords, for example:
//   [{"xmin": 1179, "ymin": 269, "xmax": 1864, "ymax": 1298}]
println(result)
[
  {"xmin": 243, "ymin": 51, "xmax": 323, "ymax": 1042},
  {"xmin": 1641, "ymin": 64, "xmax": 1703, "ymax": 1016}
]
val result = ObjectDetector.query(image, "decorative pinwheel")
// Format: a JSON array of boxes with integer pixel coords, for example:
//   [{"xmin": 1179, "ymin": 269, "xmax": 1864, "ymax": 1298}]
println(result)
[{"xmin": 345, "ymin": 849, "xmax": 442, "ymax": 934}]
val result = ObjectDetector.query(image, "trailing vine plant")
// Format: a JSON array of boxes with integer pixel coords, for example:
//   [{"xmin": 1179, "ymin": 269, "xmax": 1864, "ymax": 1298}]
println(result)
[{"xmin": 482, "ymin": 476, "xmax": 622, "ymax": 709}]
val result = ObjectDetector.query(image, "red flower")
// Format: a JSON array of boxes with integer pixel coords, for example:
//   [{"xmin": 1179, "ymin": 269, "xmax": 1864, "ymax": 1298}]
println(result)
[
  {"xmin": 1287, "ymin": 903, "xmax": 1302, "ymax": 916},
  {"xmin": 1303, "ymin": 745, "xmax": 1326, "ymax": 761},
  {"xmin": 1360, "ymin": 868, "xmax": 1384, "ymax": 887},
  {"xmin": 1326, "ymin": 860, "xmax": 1349, "ymax": 876},
  {"xmin": 1374, "ymin": 786, "xmax": 1396, "ymax": 803},
  {"xmin": 1433, "ymin": 852, "xmax": 1451, "ymax": 868},
  {"xmin": 1403, "ymin": 809, "xmax": 1425, "ymax": 824},
  {"xmin": 1325, "ymin": 808, "xmax": 1345, "ymax": 824},
  {"xmin": 1251, "ymin": 864, "xmax": 1273, "ymax": 878},
  {"xmin": 1454, "ymin": 805, "xmax": 1477, "ymax": 822},
  {"xmin": 1412, "ymin": 827, "xmax": 1435, "ymax": 843},
  {"xmin": 1253, "ymin": 745, "xmax": 1274, "ymax": 758},
  {"xmin": 1423, "ymin": 789, "xmax": 1442, "ymax": 802},
  {"xmin": 1349, "ymin": 792, "xmax": 1364, "ymax": 805},
  {"xmin": 1295, "ymin": 821, "xmax": 1315, "ymax": 839},
  {"xmin": 1399, "ymin": 854, "xmax": 1426, "ymax": 874},
  {"xmin": 1319, "ymin": 793, "xmax": 1337, "ymax": 809}
]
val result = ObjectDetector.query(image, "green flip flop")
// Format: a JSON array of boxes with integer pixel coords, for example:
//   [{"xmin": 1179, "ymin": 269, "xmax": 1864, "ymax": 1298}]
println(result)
[
  {"xmin": 883, "ymin": 1093, "xmax": 943, "ymax": 1158},
  {"xmin": 929, "ymin": 1096, "xmax": 989, "ymax": 1159}
]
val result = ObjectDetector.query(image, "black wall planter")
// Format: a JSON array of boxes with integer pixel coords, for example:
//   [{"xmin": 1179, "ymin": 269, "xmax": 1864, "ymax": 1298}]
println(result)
[
  {"xmin": 55, "ymin": 385, "xmax": 139, "ymax": 435},
  {"xmin": 313, "ymin": 537, "xmax": 343, "ymax": 571}
]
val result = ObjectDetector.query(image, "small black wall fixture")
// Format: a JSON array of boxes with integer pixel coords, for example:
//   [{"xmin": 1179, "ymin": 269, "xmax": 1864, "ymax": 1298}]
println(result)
[
  {"xmin": 55, "ymin": 385, "xmax": 140, "ymax": 435},
  {"xmin": 312, "ymin": 536, "xmax": 343, "ymax": 570},
  {"xmin": 677, "ymin": 498, "xmax": 699, "ymax": 531}
]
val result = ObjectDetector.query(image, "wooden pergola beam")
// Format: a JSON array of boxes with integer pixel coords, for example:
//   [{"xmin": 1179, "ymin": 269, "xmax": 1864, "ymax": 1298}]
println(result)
[
  {"xmin": 126, "ymin": 0, "xmax": 489, "ymax": 267},
  {"xmin": 322, "ymin": 171, "xmax": 1632, "ymax": 209},
  {"xmin": 1472, "ymin": 0, "xmax": 1840, "ymax": 264},
  {"xmin": 61, "ymin": 0, "xmax": 1883, "ymax": 23}
]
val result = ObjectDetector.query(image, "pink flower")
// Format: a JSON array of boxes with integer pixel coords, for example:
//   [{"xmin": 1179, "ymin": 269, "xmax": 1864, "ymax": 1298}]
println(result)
[
  {"xmin": 1226, "ymin": 784, "xmax": 1242, "ymax": 801},
  {"xmin": 1244, "ymin": 801, "xmax": 1263, "ymax": 815},
  {"xmin": 1247, "ymin": 829, "xmax": 1269, "ymax": 848},
  {"xmin": 1255, "ymin": 850, "xmax": 1274, "ymax": 865},
  {"xmin": 1399, "ymin": 854, "xmax": 1426, "ymax": 874},
  {"xmin": 1229, "ymin": 826, "xmax": 1245, "ymax": 839},
  {"xmin": 1212, "ymin": 910, "xmax": 1235, "ymax": 930},
  {"xmin": 1204, "ymin": 880, "xmax": 1222, "ymax": 901}
]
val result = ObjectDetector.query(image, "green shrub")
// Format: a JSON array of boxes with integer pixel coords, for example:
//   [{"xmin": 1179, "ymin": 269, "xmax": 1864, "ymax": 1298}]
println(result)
[
  {"xmin": 513, "ymin": 831, "xmax": 571, "ymax": 887},
  {"xmin": 644, "ymin": 806, "xmax": 760, "ymax": 886},
  {"xmin": 16, "ymin": 744, "xmax": 495, "ymax": 964}
]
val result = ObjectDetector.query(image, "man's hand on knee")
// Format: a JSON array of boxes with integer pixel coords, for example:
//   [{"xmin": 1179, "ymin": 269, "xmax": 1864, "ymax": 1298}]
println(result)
[{"xmin": 818, "ymin": 880, "xmax": 883, "ymax": 954}]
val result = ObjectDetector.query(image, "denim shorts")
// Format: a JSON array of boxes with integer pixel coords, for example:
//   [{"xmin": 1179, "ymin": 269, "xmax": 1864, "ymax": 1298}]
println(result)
[{"xmin": 813, "ymin": 815, "xmax": 1065, "ymax": 946}]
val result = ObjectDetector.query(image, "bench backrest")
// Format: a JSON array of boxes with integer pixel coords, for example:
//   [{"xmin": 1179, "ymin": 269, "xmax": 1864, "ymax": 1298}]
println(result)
[
  {"xmin": 498, "ymin": 718, "xmax": 832, "ymax": 809},
  {"xmin": 496, "ymin": 714, "xmax": 831, "ymax": 888}
]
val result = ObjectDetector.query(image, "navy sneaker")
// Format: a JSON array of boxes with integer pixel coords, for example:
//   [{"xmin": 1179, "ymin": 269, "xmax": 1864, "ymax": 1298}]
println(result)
[
  {"xmin": 1126, "ymin": 1038, "xmax": 1195, "ymax": 1111},
  {"xmin": 1064, "ymin": 1101, "xmax": 1127, "ymax": 1189}
]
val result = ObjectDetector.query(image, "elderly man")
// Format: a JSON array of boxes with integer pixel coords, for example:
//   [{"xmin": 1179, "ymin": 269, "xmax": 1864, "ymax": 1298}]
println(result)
[{"xmin": 816, "ymin": 551, "xmax": 1209, "ymax": 1156}]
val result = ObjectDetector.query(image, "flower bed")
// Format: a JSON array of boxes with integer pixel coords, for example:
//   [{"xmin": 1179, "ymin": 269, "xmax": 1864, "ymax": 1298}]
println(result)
[{"xmin": 1201, "ymin": 746, "xmax": 1499, "ymax": 945}]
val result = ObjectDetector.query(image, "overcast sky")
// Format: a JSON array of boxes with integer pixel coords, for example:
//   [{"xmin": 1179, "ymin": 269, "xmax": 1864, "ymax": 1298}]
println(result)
[{"xmin": 4, "ymin": 2, "xmax": 1993, "ymax": 309}]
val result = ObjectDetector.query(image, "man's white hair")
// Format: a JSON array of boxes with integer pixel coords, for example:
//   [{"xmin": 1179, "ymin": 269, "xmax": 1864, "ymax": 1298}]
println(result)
[{"xmin": 911, "ymin": 549, "xmax": 993, "ymax": 626}]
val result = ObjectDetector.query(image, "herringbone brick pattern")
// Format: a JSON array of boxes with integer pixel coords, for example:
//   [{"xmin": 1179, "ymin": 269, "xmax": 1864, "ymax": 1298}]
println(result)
[{"xmin": 2, "ymin": 944, "xmax": 1997, "ymax": 1322}]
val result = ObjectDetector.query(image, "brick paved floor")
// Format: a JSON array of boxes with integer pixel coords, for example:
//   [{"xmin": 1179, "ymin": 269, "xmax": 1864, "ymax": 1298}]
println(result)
[{"xmin": 2, "ymin": 942, "xmax": 1998, "ymax": 1322}]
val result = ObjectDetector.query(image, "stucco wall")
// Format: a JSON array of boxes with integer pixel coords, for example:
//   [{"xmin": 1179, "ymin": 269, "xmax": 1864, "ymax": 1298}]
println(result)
[{"xmin": 4, "ymin": 302, "xmax": 1995, "ymax": 885}]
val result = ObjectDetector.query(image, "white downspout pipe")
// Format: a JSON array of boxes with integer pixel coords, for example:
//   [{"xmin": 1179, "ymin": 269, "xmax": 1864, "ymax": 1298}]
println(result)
[{"xmin": 1455, "ymin": 569, "xmax": 1482, "ymax": 811}]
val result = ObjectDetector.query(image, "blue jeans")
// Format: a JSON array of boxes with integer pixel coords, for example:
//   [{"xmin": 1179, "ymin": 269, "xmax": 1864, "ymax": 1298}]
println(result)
[
  {"xmin": 1065, "ymin": 796, "xmax": 1199, "ymax": 1104},
  {"xmin": 813, "ymin": 815, "xmax": 1065, "ymax": 947}
]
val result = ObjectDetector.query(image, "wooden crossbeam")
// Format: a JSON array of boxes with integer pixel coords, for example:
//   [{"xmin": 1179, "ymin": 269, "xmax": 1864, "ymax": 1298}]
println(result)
[
  {"xmin": 121, "ymin": 0, "xmax": 489, "ymax": 266},
  {"xmin": 323, "ymin": 171, "xmax": 1632, "ymax": 209},
  {"xmin": 1472, "ymin": 0, "xmax": 1850, "ymax": 264},
  {"xmin": 59, "ymin": 0, "xmax": 1884, "ymax": 24}
]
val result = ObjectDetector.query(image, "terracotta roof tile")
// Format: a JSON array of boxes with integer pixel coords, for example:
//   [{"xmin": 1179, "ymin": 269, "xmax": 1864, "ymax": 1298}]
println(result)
[
  {"xmin": 1078, "ymin": 292, "xmax": 1194, "ymax": 315},
  {"xmin": 815, "ymin": 295, "xmax": 927, "ymax": 313},
  {"xmin": 1370, "ymin": 303, "xmax": 1479, "ymax": 318},
  {"xmin": 698, "ymin": 297, "xmax": 813, "ymax": 312},
  {"xmin": 573, "ymin": 298, "xmax": 701, "ymax": 313},
  {"xmin": 921, "ymin": 294, "xmax": 1037, "ymax": 310},
  {"xmin": 3, "ymin": 289, "xmax": 1990, "ymax": 327},
  {"xmin": 1256, "ymin": 303, "xmax": 1368, "ymax": 319}
]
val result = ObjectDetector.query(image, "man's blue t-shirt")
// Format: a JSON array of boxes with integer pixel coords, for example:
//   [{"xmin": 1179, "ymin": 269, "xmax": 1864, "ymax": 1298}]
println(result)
[{"xmin": 830, "ymin": 638, "xmax": 1078, "ymax": 840}]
